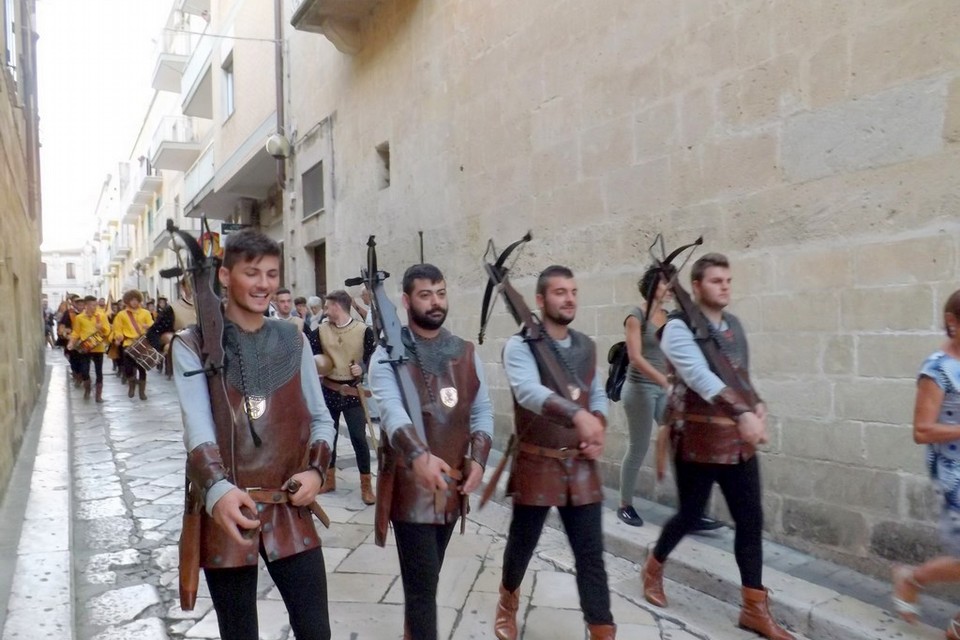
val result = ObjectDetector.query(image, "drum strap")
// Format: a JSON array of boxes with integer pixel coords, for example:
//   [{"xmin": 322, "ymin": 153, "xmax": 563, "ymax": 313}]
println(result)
[{"xmin": 127, "ymin": 310, "xmax": 144, "ymax": 337}]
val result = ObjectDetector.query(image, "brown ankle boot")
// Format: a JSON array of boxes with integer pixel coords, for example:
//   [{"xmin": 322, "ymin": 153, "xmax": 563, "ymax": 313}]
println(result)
[
  {"xmin": 587, "ymin": 623, "xmax": 617, "ymax": 640},
  {"xmin": 83, "ymin": 380, "xmax": 91, "ymax": 400},
  {"xmin": 642, "ymin": 555, "xmax": 667, "ymax": 607},
  {"xmin": 318, "ymin": 467, "xmax": 336, "ymax": 494},
  {"xmin": 95, "ymin": 383, "xmax": 104, "ymax": 403},
  {"xmin": 739, "ymin": 587, "xmax": 795, "ymax": 640},
  {"xmin": 127, "ymin": 380, "xmax": 136, "ymax": 398},
  {"xmin": 494, "ymin": 584, "xmax": 520, "ymax": 640},
  {"xmin": 138, "ymin": 379, "xmax": 147, "ymax": 400},
  {"xmin": 360, "ymin": 473, "xmax": 375, "ymax": 505}
]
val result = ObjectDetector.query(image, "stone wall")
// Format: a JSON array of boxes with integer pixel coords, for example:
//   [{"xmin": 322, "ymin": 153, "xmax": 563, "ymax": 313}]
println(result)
[
  {"xmin": 0, "ymin": 63, "xmax": 43, "ymax": 495},
  {"xmin": 284, "ymin": 0, "xmax": 960, "ymax": 577}
]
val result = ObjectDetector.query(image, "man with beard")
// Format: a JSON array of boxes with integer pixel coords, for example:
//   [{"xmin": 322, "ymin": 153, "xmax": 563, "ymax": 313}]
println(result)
[
  {"xmin": 171, "ymin": 229, "xmax": 336, "ymax": 640},
  {"xmin": 369, "ymin": 263, "xmax": 493, "ymax": 640},
  {"xmin": 494, "ymin": 265, "xmax": 616, "ymax": 640},
  {"xmin": 314, "ymin": 289, "xmax": 376, "ymax": 503},
  {"xmin": 641, "ymin": 253, "xmax": 793, "ymax": 640}
]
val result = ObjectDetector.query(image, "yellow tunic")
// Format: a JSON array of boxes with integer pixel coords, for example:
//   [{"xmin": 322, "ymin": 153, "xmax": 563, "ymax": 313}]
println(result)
[
  {"xmin": 112, "ymin": 308, "xmax": 154, "ymax": 347},
  {"xmin": 70, "ymin": 312, "xmax": 111, "ymax": 354}
]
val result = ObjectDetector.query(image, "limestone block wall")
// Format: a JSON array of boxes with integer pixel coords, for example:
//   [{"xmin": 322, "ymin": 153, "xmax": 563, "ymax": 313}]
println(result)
[
  {"xmin": 0, "ymin": 69, "xmax": 44, "ymax": 495},
  {"xmin": 283, "ymin": 0, "xmax": 960, "ymax": 575}
]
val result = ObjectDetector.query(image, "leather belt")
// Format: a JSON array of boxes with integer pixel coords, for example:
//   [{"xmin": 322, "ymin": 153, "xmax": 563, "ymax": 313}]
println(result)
[
  {"xmin": 518, "ymin": 441, "xmax": 582, "ymax": 460},
  {"xmin": 681, "ymin": 413, "xmax": 738, "ymax": 426},
  {"xmin": 245, "ymin": 486, "xmax": 331, "ymax": 528},
  {"xmin": 321, "ymin": 377, "xmax": 372, "ymax": 397}
]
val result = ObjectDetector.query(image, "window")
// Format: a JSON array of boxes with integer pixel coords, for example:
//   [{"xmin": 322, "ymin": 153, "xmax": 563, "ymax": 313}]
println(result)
[
  {"xmin": 376, "ymin": 141, "xmax": 390, "ymax": 189},
  {"xmin": 301, "ymin": 161, "xmax": 324, "ymax": 217},
  {"xmin": 222, "ymin": 54, "xmax": 235, "ymax": 120},
  {"xmin": 40, "ymin": 262, "xmax": 47, "ymax": 279},
  {"xmin": 65, "ymin": 262, "xmax": 76, "ymax": 280}
]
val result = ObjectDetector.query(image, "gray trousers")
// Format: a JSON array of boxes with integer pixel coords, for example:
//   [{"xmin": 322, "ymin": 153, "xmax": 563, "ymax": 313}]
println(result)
[{"xmin": 619, "ymin": 379, "xmax": 667, "ymax": 505}]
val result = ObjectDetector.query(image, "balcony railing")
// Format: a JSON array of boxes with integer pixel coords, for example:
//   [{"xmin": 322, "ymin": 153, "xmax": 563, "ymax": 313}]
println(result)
[
  {"xmin": 151, "ymin": 28, "xmax": 192, "ymax": 92},
  {"xmin": 150, "ymin": 204, "xmax": 178, "ymax": 256},
  {"xmin": 184, "ymin": 143, "xmax": 215, "ymax": 208},
  {"xmin": 150, "ymin": 116, "xmax": 202, "ymax": 171},
  {"xmin": 134, "ymin": 161, "xmax": 162, "ymax": 204},
  {"xmin": 181, "ymin": 27, "xmax": 213, "ymax": 119},
  {"xmin": 178, "ymin": 0, "xmax": 210, "ymax": 17}
]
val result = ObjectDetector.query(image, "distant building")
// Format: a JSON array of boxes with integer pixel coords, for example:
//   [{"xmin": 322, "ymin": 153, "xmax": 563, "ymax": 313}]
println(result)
[
  {"xmin": 0, "ymin": 0, "xmax": 42, "ymax": 493},
  {"xmin": 41, "ymin": 248, "xmax": 98, "ymax": 308}
]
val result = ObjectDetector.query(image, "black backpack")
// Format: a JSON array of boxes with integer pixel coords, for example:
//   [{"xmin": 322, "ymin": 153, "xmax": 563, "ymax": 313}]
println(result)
[{"xmin": 605, "ymin": 341, "xmax": 629, "ymax": 402}]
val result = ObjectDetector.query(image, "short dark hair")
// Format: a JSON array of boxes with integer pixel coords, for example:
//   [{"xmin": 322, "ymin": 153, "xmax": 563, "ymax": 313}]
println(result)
[
  {"xmin": 536, "ymin": 265, "xmax": 574, "ymax": 296},
  {"xmin": 944, "ymin": 290, "xmax": 960, "ymax": 337},
  {"xmin": 402, "ymin": 264, "xmax": 445, "ymax": 295},
  {"xmin": 222, "ymin": 229, "xmax": 282, "ymax": 270},
  {"xmin": 638, "ymin": 266, "xmax": 665, "ymax": 301},
  {"xmin": 122, "ymin": 289, "xmax": 143, "ymax": 304},
  {"xmin": 275, "ymin": 287, "xmax": 291, "ymax": 297},
  {"xmin": 294, "ymin": 296, "xmax": 306, "ymax": 306},
  {"xmin": 325, "ymin": 290, "xmax": 352, "ymax": 313},
  {"xmin": 83, "ymin": 295, "xmax": 97, "ymax": 303},
  {"xmin": 690, "ymin": 253, "xmax": 730, "ymax": 283}
]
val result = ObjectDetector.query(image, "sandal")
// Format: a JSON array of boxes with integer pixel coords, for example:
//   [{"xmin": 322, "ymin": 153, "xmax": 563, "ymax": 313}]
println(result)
[{"xmin": 891, "ymin": 565, "xmax": 921, "ymax": 624}]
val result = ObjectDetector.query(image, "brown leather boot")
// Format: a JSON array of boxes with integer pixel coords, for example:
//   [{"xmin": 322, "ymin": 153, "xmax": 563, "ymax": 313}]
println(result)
[
  {"xmin": 739, "ymin": 587, "xmax": 795, "ymax": 640},
  {"xmin": 127, "ymin": 380, "xmax": 136, "ymax": 398},
  {"xmin": 360, "ymin": 473, "xmax": 375, "ymax": 505},
  {"xmin": 494, "ymin": 584, "xmax": 520, "ymax": 640},
  {"xmin": 642, "ymin": 555, "xmax": 667, "ymax": 607},
  {"xmin": 587, "ymin": 623, "xmax": 617, "ymax": 640},
  {"xmin": 95, "ymin": 383, "xmax": 104, "ymax": 403},
  {"xmin": 83, "ymin": 379, "xmax": 91, "ymax": 400},
  {"xmin": 138, "ymin": 379, "xmax": 147, "ymax": 401},
  {"xmin": 318, "ymin": 467, "xmax": 336, "ymax": 494}
]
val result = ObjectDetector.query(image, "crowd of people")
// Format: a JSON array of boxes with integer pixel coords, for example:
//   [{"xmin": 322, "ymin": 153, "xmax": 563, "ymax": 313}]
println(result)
[{"xmin": 44, "ymin": 226, "xmax": 960, "ymax": 640}]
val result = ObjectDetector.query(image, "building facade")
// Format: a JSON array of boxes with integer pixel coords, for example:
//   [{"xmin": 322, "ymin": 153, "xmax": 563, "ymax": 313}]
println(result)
[
  {"xmin": 99, "ymin": 0, "xmax": 960, "ymax": 579},
  {"xmin": 0, "ymin": 0, "xmax": 42, "ymax": 493},
  {"xmin": 41, "ymin": 248, "xmax": 99, "ymax": 308}
]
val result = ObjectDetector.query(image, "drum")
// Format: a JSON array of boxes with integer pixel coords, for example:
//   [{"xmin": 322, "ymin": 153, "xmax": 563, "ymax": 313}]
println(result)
[
  {"xmin": 127, "ymin": 335, "xmax": 164, "ymax": 370},
  {"xmin": 77, "ymin": 333, "xmax": 105, "ymax": 354}
]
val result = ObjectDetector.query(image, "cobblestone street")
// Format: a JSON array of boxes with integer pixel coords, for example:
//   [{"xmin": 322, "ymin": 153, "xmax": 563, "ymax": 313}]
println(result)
[{"xmin": 0, "ymin": 353, "xmax": 949, "ymax": 639}]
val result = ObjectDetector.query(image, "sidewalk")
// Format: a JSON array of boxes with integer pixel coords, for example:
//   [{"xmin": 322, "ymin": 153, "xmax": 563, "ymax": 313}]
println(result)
[{"xmin": 0, "ymin": 351, "xmax": 951, "ymax": 639}]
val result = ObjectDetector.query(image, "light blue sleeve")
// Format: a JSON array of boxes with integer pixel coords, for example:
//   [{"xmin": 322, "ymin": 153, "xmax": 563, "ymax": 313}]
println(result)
[
  {"xmin": 171, "ymin": 339, "xmax": 235, "ymax": 515},
  {"xmin": 470, "ymin": 350, "xmax": 494, "ymax": 435},
  {"xmin": 589, "ymin": 365, "xmax": 608, "ymax": 416},
  {"xmin": 502, "ymin": 334, "xmax": 554, "ymax": 413},
  {"xmin": 299, "ymin": 340, "xmax": 335, "ymax": 446},
  {"xmin": 369, "ymin": 344, "xmax": 414, "ymax": 441},
  {"xmin": 661, "ymin": 318, "xmax": 726, "ymax": 401}
]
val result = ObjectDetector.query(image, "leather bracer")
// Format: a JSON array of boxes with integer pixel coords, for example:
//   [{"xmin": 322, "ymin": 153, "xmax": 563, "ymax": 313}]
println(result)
[
  {"xmin": 186, "ymin": 442, "xmax": 227, "ymax": 499},
  {"xmin": 469, "ymin": 432, "xmax": 493, "ymax": 470},
  {"xmin": 712, "ymin": 386, "xmax": 752, "ymax": 418},
  {"xmin": 542, "ymin": 393, "xmax": 581, "ymax": 428},
  {"xmin": 391, "ymin": 424, "xmax": 430, "ymax": 467},
  {"xmin": 308, "ymin": 440, "xmax": 332, "ymax": 483}
]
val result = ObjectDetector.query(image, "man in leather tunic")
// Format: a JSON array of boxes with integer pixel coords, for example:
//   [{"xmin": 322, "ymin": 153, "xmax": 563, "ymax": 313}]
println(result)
[
  {"xmin": 495, "ymin": 265, "xmax": 616, "ymax": 640},
  {"xmin": 369, "ymin": 263, "xmax": 493, "ymax": 640},
  {"xmin": 171, "ymin": 230, "xmax": 336, "ymax": 640},
  {"xmin": 642, "ymin": 253, "xmax": 794, "ymax": 640}
]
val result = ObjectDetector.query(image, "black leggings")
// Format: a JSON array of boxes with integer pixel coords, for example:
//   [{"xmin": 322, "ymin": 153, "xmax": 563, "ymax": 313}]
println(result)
[
  {"xmin": 203, "ymin": 547, "xmax": 330, "ymax": 640},
  {"xmin": 329, "ymin": 402, "xmax": 371, "ymax": 474},
  {"xmin": 122, "ymin": 352, "xmax": 146, "ymax": 381},
  {"xmin": 653, "ymin": 454, "xmax": 763, "ymax": 588},
  {"xmin": 393, "ymin": 521, "xmax": 457, "ymax": 640},
  {"xmin": 77, "ymin": 353, "xmax": 104, "ymax": 384},
  {"xmin": 501, "ymin": 503, "xmax": 613, "ymax": 625}
]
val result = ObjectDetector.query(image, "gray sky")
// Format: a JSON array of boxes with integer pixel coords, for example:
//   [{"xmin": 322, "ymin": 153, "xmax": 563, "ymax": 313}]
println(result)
[{"xmin": 37, "ymin": 0, "xmax": 170, "ymax": 250}]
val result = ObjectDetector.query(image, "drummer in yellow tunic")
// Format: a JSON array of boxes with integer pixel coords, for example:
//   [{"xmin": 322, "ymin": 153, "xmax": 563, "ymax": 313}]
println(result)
[
  {"xmin": 68, "ymin": 295, "xmax": 112, "ymax": 402},
  {"xmin": 111, "ymin": 289, "xmax": 154, "ymax": 400}
]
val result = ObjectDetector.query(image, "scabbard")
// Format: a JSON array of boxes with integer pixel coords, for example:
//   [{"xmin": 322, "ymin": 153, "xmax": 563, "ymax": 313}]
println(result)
[
  {"xmin": 178, "ymin": 478, "xmax": 202, "ymax": 611},
  {"xmin": 307, "ymin": 501, "xmax": 331, "ymax": 528},
  {"xmin": 479, "ymin": 434, "xmax": 516, "ymax": 509},
  {"xmin": 356, "ymin": 384, "xmax": 379, "ymax": 450},
  {"xmin": 374, "ymin": 428, "xmax": 395, "ymax": 547}
]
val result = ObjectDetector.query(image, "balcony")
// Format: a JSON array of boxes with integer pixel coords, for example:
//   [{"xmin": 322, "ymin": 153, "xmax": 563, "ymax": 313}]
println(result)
[
  {"xmin": 150, "ymin": 116, "xmax": 202, "ymax": 171},
  {"xmin": 124, "ymin": 201, "xmax": 145, "ymax": 224},
  {"xmin": 151, "ymin": 28, "xmax": 191, "ymax": 93},
  {"xmin": 291, "ymin": 0, "xmax": 386, "ymax": 54},
  {"xmin": 178, "ymin": 0, "xmax": 210, "ymax": 16},
  {"xmin": 150, "ymin": 204, "xmax": 178, "ymax": 256},
  {"xmin": 181, "ymin": 28, "xmax": 213, "ymax": 119},
  {"xmin": 134, "ymin": 162, "xmax": 162, "ymax": 204}
]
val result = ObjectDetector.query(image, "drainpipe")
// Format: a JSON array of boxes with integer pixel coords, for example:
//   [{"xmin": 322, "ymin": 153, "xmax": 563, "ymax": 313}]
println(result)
[{"xmin": 274, "ymin": 0, "xmax": 286, "ymax": 188}]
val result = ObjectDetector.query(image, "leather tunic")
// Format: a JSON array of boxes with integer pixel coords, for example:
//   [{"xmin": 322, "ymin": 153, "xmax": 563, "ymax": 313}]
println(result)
[
  {"xmin": 179, "ymin": 325, "xmax": 321, "ymax": 569},
  {"xmin": 670, "ymin": 312, "xmax": 757, "ymax": 464},
  {"xmin": 508, "ymin": 330, "xmax": 604, "ymax": 507},
  {"xmin": 390, "ymin": 336, "xmax": 480, "ymax": 524}
]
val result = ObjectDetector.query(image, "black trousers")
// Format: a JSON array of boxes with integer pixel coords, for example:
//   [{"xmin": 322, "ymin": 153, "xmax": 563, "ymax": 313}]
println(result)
[
  {"xmin": 77, "ymin": 353, "xmax": 104, "ymax": 384},
  {"xmin": 501, "ymin": 502, "xmax": 613, "ymax": 625},
  {"xmin": 393, "ymin": 521, "xmax": 457, "ymax": 640},
  {"xmin": 653, "ymin": 453, "xmax": 763, "ymax": 588},
  {"xmin": 328, "ymin": 402, "xmax": 371, "ymax": 474},
  {"xmin": 203, "ymin": 546, "xmax": 330, "ymax": 640},
  {"xmin": 67, "ymin": 349, "xmax": 81, "ymax": 375},
  {"xmin": 122, "ymin": 352, "xmax": 147, "ymax": 381}
]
